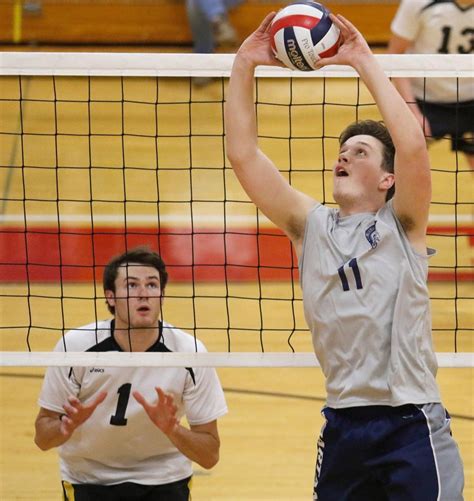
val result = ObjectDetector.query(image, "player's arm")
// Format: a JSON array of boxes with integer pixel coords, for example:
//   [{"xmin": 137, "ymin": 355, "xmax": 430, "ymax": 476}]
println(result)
[
  {"xmin": 169, "ymin": 420, "xmax": 221, "ymax": 469},
  {"xmin": 387, "ymin": 33, "xmax": 432, "ymax": 136},
  {"xmin": 318, "ymin": 15, "xmax": 431, "ymax": 252},
  {"xmin": 225, "ymin": 13, "xmax": 317, "ymax": 254},
  {"xmin": 34, "ymin": 392, "xmax": 107, "ymax": 450},
  {"xmin": 133, "ymin": 387, "xmax": 221, "ymax": 469}
]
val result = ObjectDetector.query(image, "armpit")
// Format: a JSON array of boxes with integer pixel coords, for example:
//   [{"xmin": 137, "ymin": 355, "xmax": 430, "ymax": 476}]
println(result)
[{"xmin": 397, "ymin": 213, "xmax": 416, "ymax": 234}]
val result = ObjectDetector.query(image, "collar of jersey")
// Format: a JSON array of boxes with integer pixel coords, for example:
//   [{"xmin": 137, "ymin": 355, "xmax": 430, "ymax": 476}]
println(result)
[{"xmin": 110, "ymin": 319, "xmax": 171, "ymax": 352}]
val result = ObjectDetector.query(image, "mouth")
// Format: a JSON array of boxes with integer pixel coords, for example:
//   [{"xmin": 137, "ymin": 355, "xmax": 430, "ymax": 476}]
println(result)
[
  {"xmin": 137, "ymin": 306, "xmax": 150, "ymax": 313},
  {"xmin": 335, "ymin": 166, "xmax": 349, "ymax": 177}
]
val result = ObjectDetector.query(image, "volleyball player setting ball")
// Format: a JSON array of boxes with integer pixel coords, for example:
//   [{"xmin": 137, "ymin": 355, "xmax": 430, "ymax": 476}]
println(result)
[{"xmin": 270, "ymin": 1, "xmax": 341, "ymax": 71}]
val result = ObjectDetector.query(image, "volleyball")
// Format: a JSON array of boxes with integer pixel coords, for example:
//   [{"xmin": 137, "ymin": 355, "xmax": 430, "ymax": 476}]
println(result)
[{"xmin": 270, "ymin": 1, "xmax": 341, "ymax": 71}]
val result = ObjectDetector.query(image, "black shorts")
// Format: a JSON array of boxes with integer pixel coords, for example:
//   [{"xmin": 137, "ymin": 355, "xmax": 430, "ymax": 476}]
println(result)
[
  {"xmin": 416, "ymin": 99, "xmax": 474, "ymax": 154},
  {"xmin": 314, "ymin": 404, "xmax": 464, "ymax": 501},
  {"xmin": 62, "ymin": 476, "xmax": 192, "ymax": 501}
]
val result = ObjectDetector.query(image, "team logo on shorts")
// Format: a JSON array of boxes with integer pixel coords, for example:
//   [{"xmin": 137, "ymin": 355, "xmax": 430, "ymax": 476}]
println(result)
[
  {"xmin": 314, "ymin": 436, "xmax": 325, "ymax": 499},
  {"xmin": 365, "ymin": 223, "xmax": 380, "ymax": 249}
]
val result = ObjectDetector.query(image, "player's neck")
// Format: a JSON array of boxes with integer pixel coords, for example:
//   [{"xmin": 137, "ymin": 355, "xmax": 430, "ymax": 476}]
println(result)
[
  {"xmin": 337, "ymin": 198, "xmax": 382, "ymax": 217},
  {"xmin": 113, "ymin": 324, "xmax": 161, "ymax": 352}
]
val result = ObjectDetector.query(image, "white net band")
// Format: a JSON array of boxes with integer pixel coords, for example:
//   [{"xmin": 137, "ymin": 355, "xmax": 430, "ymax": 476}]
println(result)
[
  {"xmin": 1, "ymin": 53, "xmax": 473, "ymax": 78},
  {"xmin": 1, "ymin": 352, "xmax": 473, "ymax": 368}
]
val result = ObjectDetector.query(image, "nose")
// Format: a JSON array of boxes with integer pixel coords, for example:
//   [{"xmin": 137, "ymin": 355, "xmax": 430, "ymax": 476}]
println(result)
[
  {"xmin": 338, "ymin": 152, "xmax": 349, "ymax": 163},
  {"xmin": 134, "ymin": 284, "xmax": 149, "ymax": 298}
]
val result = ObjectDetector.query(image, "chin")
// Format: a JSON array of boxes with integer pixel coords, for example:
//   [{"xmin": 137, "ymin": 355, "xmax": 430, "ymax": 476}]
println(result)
[
  {"xmin": 131, "ymin": 318, "xmax": 158, "ymax": 329},
  {"xmin": 333, "ymin": 191, "xmax": 348, "ymax": 205}
]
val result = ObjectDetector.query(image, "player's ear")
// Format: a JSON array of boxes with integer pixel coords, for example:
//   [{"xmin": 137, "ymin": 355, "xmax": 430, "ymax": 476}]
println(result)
[
  {"xmin": 380, "ymin": 173, "xmax": 395, "ymax": 192},
  {"xmin": 105, "ymin": 290, "xmax": 115, "ymax": 308}
]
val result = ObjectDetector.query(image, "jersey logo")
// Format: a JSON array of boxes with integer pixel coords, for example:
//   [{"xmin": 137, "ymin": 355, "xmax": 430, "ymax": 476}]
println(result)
[
  {"xmin": 365, "ymin": 223, "xmax": 380, "ymax": 249},
  {"xmin": 89, "ymin": 367, "xmax": 105, "ymax": 373}
]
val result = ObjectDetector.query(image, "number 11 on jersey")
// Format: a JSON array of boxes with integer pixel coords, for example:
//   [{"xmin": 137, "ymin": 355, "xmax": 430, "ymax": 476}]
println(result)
[{"xmin": 338, "ymin": 258, "xmax": 363, "ymax": 291}]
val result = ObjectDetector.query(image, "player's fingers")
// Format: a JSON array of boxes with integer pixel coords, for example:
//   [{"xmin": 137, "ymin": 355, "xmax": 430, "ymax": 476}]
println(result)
[
  {"xmin": 67, "ymin": 395, "xmax": 81, "ymax": 407},
  {"xmin": 132, "ymin": 390, "xmax": 149, "ymax": 408},
  {"xmin": 63, "ymin": 402, "xmax": 78, "ymax": 416},
  {"xmin": 258, "ymin": 12, "xmax": 277, "ymax": 34},
  {"xmin": 60, "ymin": 416, "xmax": 74, "ymax": 435},
  {"xmin": 333, "ymin": 14, "xmax": 355, "ymax": 34},
  {"xmin": 314, "ymin": 56, "xmax": 336, "ymax": 70},
  {"xmin": 90, "ymin": 391, "xmax": 107, "ymax": 408},
  {"xmin": 155, "ymin": 386, "xmax": 168, "ymax": 401}
]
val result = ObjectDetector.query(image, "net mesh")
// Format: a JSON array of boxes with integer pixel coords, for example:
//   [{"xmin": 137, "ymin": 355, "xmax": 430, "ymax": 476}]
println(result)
[{"xmin": 0, "ymin": 53, "xmax": 472, "ymax": 366}]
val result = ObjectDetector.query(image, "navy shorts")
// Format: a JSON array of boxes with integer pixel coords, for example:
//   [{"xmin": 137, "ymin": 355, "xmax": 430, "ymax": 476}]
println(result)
[
  {"xmin": 62, "ymin": 476, "xmax": 191, "ymax": 501},
  {"xmin": 313, "ymin": 404, "xmax": 464, "ymax": 501},
  {"xmin": 416, "ymin": 99, "xmax": 474, "ymax": 154}
]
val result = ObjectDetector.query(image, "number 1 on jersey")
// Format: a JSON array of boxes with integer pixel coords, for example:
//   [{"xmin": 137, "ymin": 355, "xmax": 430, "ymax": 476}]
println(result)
[
  {"xmin": 338, "ymin": 258, "xmax": 363, "ymax": 291},
  {"xmin": 110, "ymin": 383, "xmax": 131, "ymax": 426}
]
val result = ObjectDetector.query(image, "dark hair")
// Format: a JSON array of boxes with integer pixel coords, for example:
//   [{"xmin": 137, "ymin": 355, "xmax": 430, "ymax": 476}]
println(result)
[
  {"xmin": 103, "ymin": 246, "xmax": 168, "ymax": 315},
  {"xmin": 339, "ymin": 119, "xmax": 396, "ymax": 201}
]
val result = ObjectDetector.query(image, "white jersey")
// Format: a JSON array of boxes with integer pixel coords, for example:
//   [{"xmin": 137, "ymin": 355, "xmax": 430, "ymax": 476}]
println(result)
[
  {"xmin": 38, "ymin": 320, "xmax": 228, "ymax": 485},
  {"xmin": 299, "ymin": 201, "xmax": 441, "ymax": 408},
  {"xmin": 391, "ymin": 0, "xmax": 474, "ymax": 102}
]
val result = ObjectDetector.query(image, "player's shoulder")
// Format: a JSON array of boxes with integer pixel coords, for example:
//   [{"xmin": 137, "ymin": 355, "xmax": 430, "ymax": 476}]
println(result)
[
  {"xmin": 161, "ymin": 321, "xmax": 207, "ymax": 353},
  {"xmin": 376, "ymin": 200, "xmax": 397, "ymax": 223},
  {"xmin": 308, "ymin": 202, "xmax": 330, "ymax": 218},
  {"xmin": 419, "ymin": 0, "xmax": 462, "ymax": 12},
  {"xmin": 308, "ymin": 202, "xmax": 337, "ymax": 224},
  {"xmin": 396, "ymin": 0, "xmax": 440, "ymax": 12},
  {"xmin": 407, "ymin": 0, "xmax": 448, "ymax": 7},
  {"xmin": 56, "ymin": 319, "xmax": 113, "ymax": 352}
]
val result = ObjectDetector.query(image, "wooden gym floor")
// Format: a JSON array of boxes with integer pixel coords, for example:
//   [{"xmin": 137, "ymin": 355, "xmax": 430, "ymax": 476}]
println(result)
[{"xmin": 0, "ymin": 74, "xmax": 473, "ymax": 500}]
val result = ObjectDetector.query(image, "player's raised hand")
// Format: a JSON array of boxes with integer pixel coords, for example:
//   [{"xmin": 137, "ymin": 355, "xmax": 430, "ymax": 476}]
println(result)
[
  {"xmin": 315, "ymin": 14, "xmax": 372, "ymax": 69},
  {"xmin": 133, "ymin": 387, "xmax": 179, "ymax": 435},
  {"xmin": 60, "ymin": 391, "xmax": 107, "ymax": 437},
  {"xmin": 237, "ymin": 12, "xmax": 285, "ymax": 68}
]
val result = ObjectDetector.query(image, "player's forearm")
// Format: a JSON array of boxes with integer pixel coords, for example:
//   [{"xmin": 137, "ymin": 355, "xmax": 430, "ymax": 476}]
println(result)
[
  {"xmin": 391, "ymin": 77, "xmax": 425, "ymax": 118},
  {"xmin": 167, "ymin": 424, "xmax": 220, "ymax": 469},
  {"xmin": 34, "ymin": 415, "xmax": 70, "ymax": 450},
  {"xmin": 354, "ymin": 54, "xmax": 426, "ymax": 153},
  {"xmin": 225, "ymin": 55, "xmax": 260, "ymax": 166},
  {"xmin": 391, "ymin": 77, "xmax": 415, "ymax": 104}
]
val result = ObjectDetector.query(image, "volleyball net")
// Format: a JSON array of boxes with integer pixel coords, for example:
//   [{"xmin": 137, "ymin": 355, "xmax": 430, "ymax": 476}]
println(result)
[{"xmin": 0, "ymin": 52, "xmax": 472, "ymax": 367}]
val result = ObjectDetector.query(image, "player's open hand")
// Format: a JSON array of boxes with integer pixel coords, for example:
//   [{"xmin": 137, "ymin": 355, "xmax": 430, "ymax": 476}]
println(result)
[
  {"xmin": 237, "ymin": 12, "xmax": 285, "ymax": 68},
  {"xmin": 60, "ymin": 391, "xmax": 107, "ymax": 437},
  {"xmin": 133, "ymin": 387, "xmax": 179, "ymax": 435},
  {"xmin": 315, "ymin": 14, "xmax": 372, "ymax": 70}
]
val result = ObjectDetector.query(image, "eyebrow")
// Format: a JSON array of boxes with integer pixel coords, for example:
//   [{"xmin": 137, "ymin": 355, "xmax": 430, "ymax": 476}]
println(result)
[
  {"xmin": 122, "ymin": 275, "xmax": 160, "ymax": 281},
  {"xmin": 341, "ymin": 141, "xmax": 373, "ymax": 150}
]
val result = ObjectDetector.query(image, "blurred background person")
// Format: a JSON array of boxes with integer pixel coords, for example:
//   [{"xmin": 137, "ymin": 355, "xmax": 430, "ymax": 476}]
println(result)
[
  {"xmin": 186, "ymin": 0, "xmax": 243, "ymax": 53},
  {"xmin": 387, "ymin": 0, "xmax": 474, "ymax": 171},
  {"xmin": 186, "ymin": 0, "xmax": 243, "ymax": 85}
]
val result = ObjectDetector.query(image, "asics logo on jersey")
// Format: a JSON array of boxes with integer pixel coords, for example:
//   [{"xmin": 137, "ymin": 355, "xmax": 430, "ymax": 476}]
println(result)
[
  {"xmin": 89, "ymin": 367, "xmax": 105, "ymax": 373},
  {"xmin": 365, "ymin": 223, "xmax": 380, "ymax": 249}
]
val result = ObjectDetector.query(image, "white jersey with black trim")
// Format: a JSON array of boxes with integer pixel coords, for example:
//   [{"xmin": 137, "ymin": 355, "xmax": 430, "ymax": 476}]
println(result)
[
  {"xmin": 299, "ymin": 200, "xmax": 441, "ymax": 409},
  {"xmin": 391, "ymin": 0, "xmax": 474, "ymax": 102},
  {"xmin": 38, "ymin": 320, "xmax": 228, "ymax": 485}
]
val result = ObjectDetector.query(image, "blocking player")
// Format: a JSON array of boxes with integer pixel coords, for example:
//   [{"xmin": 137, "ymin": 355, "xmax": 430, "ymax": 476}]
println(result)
[
  {"xmin": 388, "ymin": 0, "xmax": 474, "ymax": 170},
  {"xmin": 34, "ymin": 246, "xmax": 227, "ymax": 501},
  {"xmin": 225, "ymin": 12, "xmax": 464, "ymax": 500}
]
